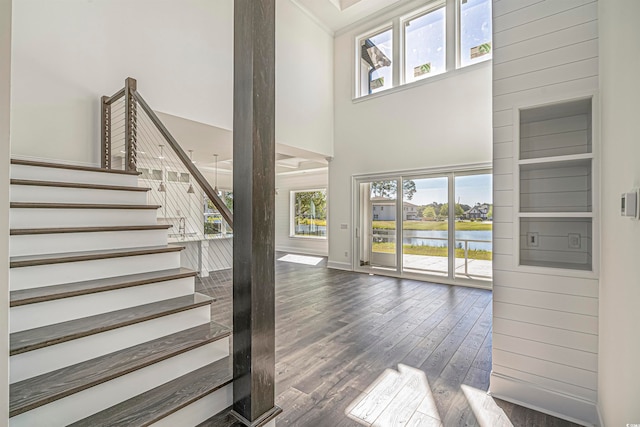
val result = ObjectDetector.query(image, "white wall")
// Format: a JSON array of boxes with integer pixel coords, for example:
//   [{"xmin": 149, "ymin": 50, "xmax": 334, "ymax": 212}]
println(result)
[
  {"xmin": 328, "ymin": 7, "xmax": 492, "ymax": 267},
  {"xmin": 0, "ymin": 0, "xmax": 10, "ymax": 423},
  {"xmin": 598, "ymin": 1, "xmax": 640, "ymax": 425},
  {"xmin": 275, "ymin": 170, "xmax": 329, "ymax": 256},
  {"xmin": 10, "ymin": 0, "xmax": 333, "ymax": 165},
  {"xmin": 489, "ymin": 1, "xmax": 600, "ymax": 424},
  {"xmin": 276, "ymin": 0, "xmax": 334, "ymax": 158}
]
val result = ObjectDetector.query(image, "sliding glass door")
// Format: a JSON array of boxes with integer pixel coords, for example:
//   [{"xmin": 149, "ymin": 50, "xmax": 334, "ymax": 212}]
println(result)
[
  {"xmin": 355, "ymin": 169, "xmax": 492, "ymax": 285},
  {"xmin": 402, "ymin": 176, "xmax": 449, "ymax": 277}
]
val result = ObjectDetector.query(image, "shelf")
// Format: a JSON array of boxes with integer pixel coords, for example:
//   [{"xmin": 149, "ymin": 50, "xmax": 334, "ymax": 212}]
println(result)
[
  {"xmin": 519, "ymin": 259, "xmax": 592, "ymax": 272},
  {"xmin": 518, "ymin": 212, "xmax": 593, "ymax": 218},
  {"xmin": 519, "ymin": 153, "xmax": 592, "ymax": 167}
]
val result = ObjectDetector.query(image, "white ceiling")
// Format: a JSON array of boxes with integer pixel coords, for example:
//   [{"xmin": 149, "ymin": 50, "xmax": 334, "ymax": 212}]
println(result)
[{"xmin": 293, "ymin": 0, "xmax": 402, "ymax": 32}]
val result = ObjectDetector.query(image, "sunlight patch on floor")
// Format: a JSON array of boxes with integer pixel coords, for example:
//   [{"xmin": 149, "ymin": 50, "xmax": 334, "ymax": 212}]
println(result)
[
  {"xmin": 461, "ymin": 384, "xmax": 514, "ymax": 427},
  {"xmin": 345, "ymin": 364, "xmax": 441, "ymax": 426},
  {"xmin": 277, "ymin": 254, "xmax": 324, "ymax": 266}
]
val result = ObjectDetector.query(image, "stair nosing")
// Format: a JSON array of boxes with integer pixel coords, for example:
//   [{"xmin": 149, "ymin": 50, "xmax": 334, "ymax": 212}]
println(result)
[
  {"xmin": 10, "ymin": 245, "xmax": 184, "ymax": 268},
  {"xmin": 11, "ymin": 159, "xmax": 141, "ymax": 175},
  {"xmin": 10, "ymin": 224, "xmax": 172, "ymax": 236},
  {"xmin": 10, "ymin": 293, "xmax": 214, "ymax": 356},
  {"xmin": 10, "ymin": 202, "xmax": 161, "ymax": 210},
  {"xmin": 9, "ymin": 321, "xmax": 230, "ymax": 418},
  {"xmin": 11, "ymin": 179, "xmax": 151, "ymax": 192},
  {"xmin": 10, "ymin": 268, "xmax": 197, "ymax": 307},
  {"xmin": 68, "ymin": 358, "xmax": 233, "ymax": 427}
]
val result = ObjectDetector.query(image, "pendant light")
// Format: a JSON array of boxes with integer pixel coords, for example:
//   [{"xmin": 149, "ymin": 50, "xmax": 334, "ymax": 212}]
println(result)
[
  {"xmin": 158, "ymin": 145, "xmax": 166, "ymax": 192},
  {"xmin": 187, "ymin": 150, "xmax": 195, "ymax": 194}
]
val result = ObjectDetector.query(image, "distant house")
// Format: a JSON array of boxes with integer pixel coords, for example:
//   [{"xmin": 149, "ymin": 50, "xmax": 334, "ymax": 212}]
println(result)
[
  {"xmin": 371, "ymin": 197, "xmax": 419, "ymax": 221},
  {"xmin": 465, "ymin": 203, "xmax": 490, "ymax": 220}
]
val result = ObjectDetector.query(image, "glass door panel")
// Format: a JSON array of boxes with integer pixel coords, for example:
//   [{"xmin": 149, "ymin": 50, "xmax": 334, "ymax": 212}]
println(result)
[
  {"xmin": 454, "ymin": 173, "xmax": 493, "ymax": 281},
  {"xmin": 358, "ymin": 180, "xmax": 399, "ymax": 271},
  {"xmin": 402, "ymin": 176, "xmax": 449, "ymax": 277}
]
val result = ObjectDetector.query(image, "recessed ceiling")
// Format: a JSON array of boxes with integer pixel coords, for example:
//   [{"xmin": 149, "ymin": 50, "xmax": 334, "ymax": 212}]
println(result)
[{"xmin": 293, "ymin": 0, "xmax": 402, "ymax": 32}]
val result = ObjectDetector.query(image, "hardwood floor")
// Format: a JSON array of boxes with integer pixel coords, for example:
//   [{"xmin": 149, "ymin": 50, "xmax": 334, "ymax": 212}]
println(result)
[{"xmin": 196, "ymin": 254, "xmax": 580, "ymax": 427}]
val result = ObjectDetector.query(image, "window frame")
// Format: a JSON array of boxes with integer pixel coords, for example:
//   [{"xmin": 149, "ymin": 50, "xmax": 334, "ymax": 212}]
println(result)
[
  {"xmin": 456, "ymin": 0, "xmax": 493, "ymax": 68},
  {"xmin": 355, "ymin": 23, "xmax": 394, "ymax": 98},
  {"xmin": 400, "ymin": 0, "xmax": 447, "ymax": 86},
  {"xmin": 353, "ymin": 0, "xmax": 491, "ymax": 99},
  {"xmin": 289, "ymin": 188, "xmax": 328, "ymax": 239}
]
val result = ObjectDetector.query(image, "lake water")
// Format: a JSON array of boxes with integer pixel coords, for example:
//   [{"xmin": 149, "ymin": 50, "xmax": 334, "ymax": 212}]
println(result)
[{"xmin": 402, "ymin": 230, "xmax": 493, "ymax": 251}]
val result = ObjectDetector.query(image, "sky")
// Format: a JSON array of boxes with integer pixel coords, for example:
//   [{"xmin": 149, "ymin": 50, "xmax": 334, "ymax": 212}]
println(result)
[{"xmin": 405, "ymin": 174, "xmax": 492, "ymax": 206}]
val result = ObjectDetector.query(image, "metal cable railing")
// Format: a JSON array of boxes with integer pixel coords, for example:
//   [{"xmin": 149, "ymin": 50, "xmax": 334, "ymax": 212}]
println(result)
[{"xmin": 101, "ymin": 78, "xmax": 234, "ymax": 325}]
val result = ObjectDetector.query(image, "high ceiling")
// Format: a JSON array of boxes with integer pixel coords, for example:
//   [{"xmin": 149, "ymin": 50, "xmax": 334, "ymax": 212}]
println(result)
[{"xmin": 293, "ymin": 0, "xmax": 402, "ymax": 32}]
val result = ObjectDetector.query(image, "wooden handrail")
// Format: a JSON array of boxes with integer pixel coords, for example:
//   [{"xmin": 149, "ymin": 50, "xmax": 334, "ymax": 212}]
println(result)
[
  {"xmin": 103, "ymin": 88, "xmax": 125, "ymax": 105},
  {"xmin": 132, "ymin": 90, "xmax": 234, "ymax": 228}
]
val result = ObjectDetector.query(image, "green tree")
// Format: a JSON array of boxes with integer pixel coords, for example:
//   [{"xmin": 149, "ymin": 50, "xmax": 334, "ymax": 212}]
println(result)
[
  {"xmin": 455, "ymin": 203, "xmax": 464, "ymax": 217},
  {"xmin": 487, "ymin": 204, "xmax": 493, "ymax": 219},
  {"xmin": 371, "ymin": 180, "xmax": 417, "ymax": 200},
  {"xmin": 439, "ymin": 203, "xmax": 448, "ymax": 219},
  {"xmin": 295, "ymin": 190, "xmax": 327, "ymax": 220},
  {"xmin": 421, "ymin": 205, "xmax": 436, "ymax": 219}
]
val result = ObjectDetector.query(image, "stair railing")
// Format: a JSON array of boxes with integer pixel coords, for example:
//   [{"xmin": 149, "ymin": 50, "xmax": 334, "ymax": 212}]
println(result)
[{"xmin": 101, "ymin": 77, "xmax": 233, "ymax": 229}]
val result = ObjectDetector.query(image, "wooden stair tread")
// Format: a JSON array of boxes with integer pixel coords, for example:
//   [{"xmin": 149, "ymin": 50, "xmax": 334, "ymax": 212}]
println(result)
[
  {"xmin": 10, "ymin": 245, "xmax": 184, "ymax": 268},
  {"xmin": 10, "ymin": 202, "xmax": 161, "ymax": 210},
  {"xmin": 11, "ymin": 159, "xmax": 140, "ymax": 175},
  {"xmin": 10, "ymin": 268, "xmax": 196, "ymax": 307},
  {"xmin": 11, "ymin": 224, "xmax": 172, "ymax": 236},
  {"xmin": 10, "ymin": 293, "xmax": 213, "ymax": 355},
  {"xmin": 11, "ymin": 179, "xmax": 150, "ymax": 192},
  {"xmin": 10, "ymin": 321, "xmax": 230, "ymax": 417},
  {"xmin": 69, "ymin": 357, "xmax": 232, "ymax": 427}
]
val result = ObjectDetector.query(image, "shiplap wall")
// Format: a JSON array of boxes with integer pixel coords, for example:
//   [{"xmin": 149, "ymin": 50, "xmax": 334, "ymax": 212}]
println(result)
[{"xmin": 491, "ymin": 0, "xmax": 600, "ymax": 424}]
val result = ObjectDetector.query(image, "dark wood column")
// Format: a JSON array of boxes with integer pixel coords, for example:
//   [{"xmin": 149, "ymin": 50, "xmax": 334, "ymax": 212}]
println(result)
[{"xmin": 232, "ymin": 0, "xmax": 280, "ymax": 426}]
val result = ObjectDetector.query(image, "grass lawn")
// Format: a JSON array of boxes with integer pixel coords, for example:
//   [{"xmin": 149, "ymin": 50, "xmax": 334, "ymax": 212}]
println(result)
[
  {"xmin": 373, "ymin": 242, "xmax": 492, "ymax": 261},
  {"xmin": 372, "ymin": 220, "xmax": 492, "ymax": 231}
]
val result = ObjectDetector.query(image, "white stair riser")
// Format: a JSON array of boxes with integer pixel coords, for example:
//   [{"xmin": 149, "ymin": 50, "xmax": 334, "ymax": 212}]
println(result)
[
  {"xmin": 9, "ymin": 339, "xmax": 229, "ymax": 427},
  {"xmin": 10, "ymin": 208, "xmax": 158, "ymax": 229},
  {"xmin": 11, "ymin": 184, "xmax": 148, "ymax": 205},
  {"xmin": 11, "ymin": 251, "xmax": 182, "ymax": 290},
  {"xmin": 11, "ymin": 164, "xmax": 140, "ymax": 187},
  {"xmin": 10, "ymin": 278, "xmax": 195, "ymax": 333},
  {"xmin": 10, "ymin": 304, "xmax": 212, "ymax": 383},
  {"xmin": 150, "ymin": 383, "xmax": 233, "ymax": 427},
  {"xmin": 10, "ymin": 229, "xmax": 169, "ymax": 257}
]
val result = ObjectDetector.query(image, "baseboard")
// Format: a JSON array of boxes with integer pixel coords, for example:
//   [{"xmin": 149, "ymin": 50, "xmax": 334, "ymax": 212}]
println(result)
[
  {"xmin": 275, "ymin": 246, "xmax": 328, "ymax": 257},
  {"xmin": 11, "ymin": 154, "xmax": 99, "ymax": 168},
  {"xmin": 489, "ymin": 371, "xmax": 600, "ymax": 426},
  {"xmin": 326, "ymin": 260, "xmax": 352, "ymax": 271}
]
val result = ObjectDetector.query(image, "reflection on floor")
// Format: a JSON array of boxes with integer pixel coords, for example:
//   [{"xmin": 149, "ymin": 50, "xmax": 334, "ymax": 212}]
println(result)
[{"xmin": 196, "ymin": 253, "xmax": 580, "ymax": 427}]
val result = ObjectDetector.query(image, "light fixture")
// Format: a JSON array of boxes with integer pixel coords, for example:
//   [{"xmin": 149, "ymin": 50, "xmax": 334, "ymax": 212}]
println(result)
[
  {"xmin": 187, "ymin": 150, "xmax": 195, "ymax": 194},
  {"xmin": 158, "ymin": 145, "xmax": 166, "ymax": 192},
  {"xmin": 214, "ymin": 154, "xmax": 220, "ymax": 195}
]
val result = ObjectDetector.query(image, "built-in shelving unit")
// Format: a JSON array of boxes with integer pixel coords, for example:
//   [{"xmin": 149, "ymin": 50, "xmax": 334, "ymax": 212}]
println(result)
[{"xmin": 517, "ymin": 98, "xmax": 594, "ymax": 271}]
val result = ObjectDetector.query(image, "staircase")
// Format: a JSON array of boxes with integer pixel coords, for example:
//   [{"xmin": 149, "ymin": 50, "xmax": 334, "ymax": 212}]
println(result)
[{"xmin": 8, "ymin": 159, "xmax": 234, "ymax": 426}]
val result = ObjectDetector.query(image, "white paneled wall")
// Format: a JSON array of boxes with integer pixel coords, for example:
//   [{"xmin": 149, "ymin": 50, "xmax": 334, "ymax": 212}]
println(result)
[{"xmin": 490, "ymin": 0, "xmax": 600, "ymax": 425}]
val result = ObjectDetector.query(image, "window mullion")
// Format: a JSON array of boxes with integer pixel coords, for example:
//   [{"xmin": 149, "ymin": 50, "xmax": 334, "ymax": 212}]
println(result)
[
  {"xmin": 392, "ymin": 17, "xmax": 401, "ymax": 88},
  {"xmin": 446, "ymin": 0, "xmax": 457, "ymax": 72}
]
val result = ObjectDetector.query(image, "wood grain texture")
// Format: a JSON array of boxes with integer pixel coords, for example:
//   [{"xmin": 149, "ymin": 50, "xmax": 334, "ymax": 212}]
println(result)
[
  {"xmin": 10, "ymin": 158, "xmax": 140, "ymax": 175},
  {"xmin": 10, "ymin": 202, "xmax": 160, "ymax": 210},
  {"xmin": 10, "ymin": 293, "xmax": 212, "ymax": 355},
  {"xmin": 195, "ymin": 255, "xmax": 579, "ymax": 426},
  {"xmin": 232, "ymin": 0, "xmax": 277, "ymax": 422},
  {"xmin": 10, "ymin": 321, "xmax": 229, "ymax": 417},
  {"xmin": 10, "ymin": 224, "xmax": 171, "ymax": 236},
  {"xmin": 10, "ymin": 179, "xmax": 150, "ymax": 192},
  {"xmin": 69, "ymin": 357, "xmax": 232, "ymax": 427},
  {"xmin": 10, "ymin": 245, "xmax": 184, "ymax": 268},
  {"xmin": 10, "ymin": 267, "xmax": 196, "ymax": 307}
]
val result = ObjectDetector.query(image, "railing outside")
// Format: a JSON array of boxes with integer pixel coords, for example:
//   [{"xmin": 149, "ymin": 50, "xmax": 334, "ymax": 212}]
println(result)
[{"xmin": 371, "ymin": 231, "xmax": 492, "ymax": 279}]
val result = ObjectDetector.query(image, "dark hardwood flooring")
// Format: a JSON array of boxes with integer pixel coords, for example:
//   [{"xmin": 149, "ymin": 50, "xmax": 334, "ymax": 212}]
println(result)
[{"xmin": 196, "ymin": 253, "xmax": 580, "ymax": 427}]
